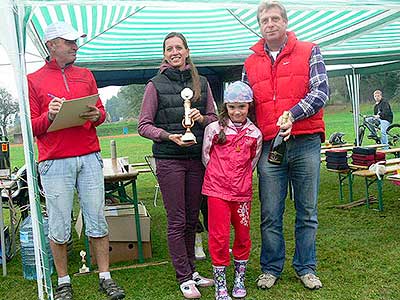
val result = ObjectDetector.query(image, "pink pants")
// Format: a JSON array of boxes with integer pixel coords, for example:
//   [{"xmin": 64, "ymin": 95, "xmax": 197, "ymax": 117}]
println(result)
[{"xmin": 208, "ymin": 196, "xmax": 252, "ymax": 266}]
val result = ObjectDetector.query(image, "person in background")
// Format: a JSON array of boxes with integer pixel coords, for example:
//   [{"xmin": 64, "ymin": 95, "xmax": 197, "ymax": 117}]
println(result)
[
  {"xmin": 243, "ymin": 0, "xmax": 329, "ymax": 290},
  {"xmin": 28, "ymin": 22, "xmax": 125, "ymax": 300},
  {"xmin": 138, "ymin": 32, "xmax": 217, "ymax": 299},
  {"xmin": 369, "ymin": 89, "xmax": 393, "ymax": 149},
  {"xmin": 202, "ymin": 81, "xmax": 262, "ymax": 300},
  {"xmin": 194, "ymin": 197, "xmax": 208, "ymax": 260}
]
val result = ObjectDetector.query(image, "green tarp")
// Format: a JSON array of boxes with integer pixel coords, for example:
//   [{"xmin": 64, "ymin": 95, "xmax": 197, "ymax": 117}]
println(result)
[{"xmin": 24, "ymin": 1, "xmax": 400, "ymax": 74}]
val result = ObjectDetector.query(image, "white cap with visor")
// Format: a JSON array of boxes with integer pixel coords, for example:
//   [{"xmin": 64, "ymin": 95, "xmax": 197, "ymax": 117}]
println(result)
[{"xmin": 43, "ymin": 22, "xmax": 87, "ymax": 43}]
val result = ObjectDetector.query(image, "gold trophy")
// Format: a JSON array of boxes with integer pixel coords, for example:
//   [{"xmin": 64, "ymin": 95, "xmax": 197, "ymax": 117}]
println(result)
[
  {"xmin": 180, "ymin": 87, "xmax": 197, "ymax": 143},
  {"xmin": 79, "ymin": 250, "xmax": 90, "ymax": 273}
]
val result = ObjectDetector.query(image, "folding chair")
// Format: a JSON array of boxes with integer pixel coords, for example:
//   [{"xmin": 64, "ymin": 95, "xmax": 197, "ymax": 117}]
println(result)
[{"xmin": 144, "ymin": 155, "xmax": 160, "ymax": 207}]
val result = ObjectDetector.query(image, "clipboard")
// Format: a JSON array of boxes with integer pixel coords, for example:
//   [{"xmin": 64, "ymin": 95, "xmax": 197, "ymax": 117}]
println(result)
[{"xmin": 47, "ymin": 94, "xmax": 99, "ymax": 132}]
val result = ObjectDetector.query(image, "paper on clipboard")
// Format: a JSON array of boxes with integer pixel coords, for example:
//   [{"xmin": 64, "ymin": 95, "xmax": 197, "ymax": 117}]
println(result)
[{"xmin": 47, "ymin": 94, "xmax": 99, "ymax": 132}]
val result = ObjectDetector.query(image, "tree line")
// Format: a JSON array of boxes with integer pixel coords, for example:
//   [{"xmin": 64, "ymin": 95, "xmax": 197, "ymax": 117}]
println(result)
[
  {"xmin": 105, "ymin": 71, "xmax": 400, "ymax": 122},
  {"xmin": 329, "ymin": 72, "xmax": 400, "ymax": 105},
  {"xmin": 1, "ymin": 71, "xmax": 399, "ymax": 136}
]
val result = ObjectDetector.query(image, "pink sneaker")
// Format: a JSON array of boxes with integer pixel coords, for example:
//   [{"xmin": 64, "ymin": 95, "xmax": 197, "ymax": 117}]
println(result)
[
  {"xmin": 193, "ymin": 271, "xmax": 214, "ymax": 287},
  {"xmin": 180, "ymin": 280, "xmax": 201, "ymax": 299}
]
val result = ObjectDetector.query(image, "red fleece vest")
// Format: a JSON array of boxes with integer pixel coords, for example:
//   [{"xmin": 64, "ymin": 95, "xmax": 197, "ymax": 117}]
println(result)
[{"xmin": 245, "ymin": 32, "xmax": 325, "ymax": 141}]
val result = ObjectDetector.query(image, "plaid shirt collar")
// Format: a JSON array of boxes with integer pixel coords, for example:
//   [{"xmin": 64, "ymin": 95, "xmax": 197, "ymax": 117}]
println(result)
[{"xmin": 264, "ymin": 34, "xmax": 288, "ymax": 63}]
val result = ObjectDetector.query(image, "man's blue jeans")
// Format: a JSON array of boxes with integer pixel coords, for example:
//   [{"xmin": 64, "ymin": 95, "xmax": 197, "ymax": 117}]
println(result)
[
  {"xmin": 39, "ymin": 152, "xmax": 107, "ymax": 244},
  {"xmin": 380, "ymin": 119, "xmax": 391, "ymax": 149},
  {"xmin": 257, "ymin": 134, "xmax": 321, "ymax": 277}
]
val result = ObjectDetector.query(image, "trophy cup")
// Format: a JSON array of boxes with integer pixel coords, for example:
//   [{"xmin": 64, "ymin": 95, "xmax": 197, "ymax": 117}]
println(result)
[
  {"xmin": 79, "ymin": 250, "xmax": 90, "ymax": 273},
  {"xmin": 180, "ymin": 87, "xmax": 197, "ymax": 143}
]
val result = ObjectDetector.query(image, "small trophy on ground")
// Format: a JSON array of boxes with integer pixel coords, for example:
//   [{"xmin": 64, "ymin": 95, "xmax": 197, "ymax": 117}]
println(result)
[
  {"xmin": 79, "ymin": 250, "xmax": 90, "ymax": 273},
  {"xmin": 180, "ymin": 87, "xmax": 197, "ymax": 143}
]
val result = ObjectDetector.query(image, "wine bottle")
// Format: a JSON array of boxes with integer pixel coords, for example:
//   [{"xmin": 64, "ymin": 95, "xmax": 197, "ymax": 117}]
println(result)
[{"xmin": 268, "ymin": 111, "xmax": 290, "ymax": 165}]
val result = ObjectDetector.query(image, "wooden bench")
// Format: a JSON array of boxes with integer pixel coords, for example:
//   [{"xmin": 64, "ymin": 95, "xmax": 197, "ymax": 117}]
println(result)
[
  {"xmin": 325, "ymin": 168, "xmax": 353, "ymax": 203},
  {"xmin": 387, "ymin": 173, "xmax": 400, "ymax": 185},
  {"xmin": 378, "ymin": 147, "xmax": 400, "ymax": 157},
  {"xmin": 352, "ymin": 163, "xmax": 400, "ymax": 211},
  {"xmin": 326, "ymin": 157, "xmax": 400, "ymax": 209},
  {"xmin": 321, "ymin": 144, "xmax": 353, "ymax": 155}
]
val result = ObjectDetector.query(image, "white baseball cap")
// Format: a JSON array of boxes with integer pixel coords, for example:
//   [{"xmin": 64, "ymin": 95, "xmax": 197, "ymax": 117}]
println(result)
[{"xmin": 43, "ymin": 22, "xmax": 87, "ymax": 43}]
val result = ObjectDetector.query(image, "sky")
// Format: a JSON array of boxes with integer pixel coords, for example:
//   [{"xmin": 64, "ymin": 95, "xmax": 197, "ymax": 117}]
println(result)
[{"xmin": 0, "ymin": 41, "xmax": 120, "ymax": 103}]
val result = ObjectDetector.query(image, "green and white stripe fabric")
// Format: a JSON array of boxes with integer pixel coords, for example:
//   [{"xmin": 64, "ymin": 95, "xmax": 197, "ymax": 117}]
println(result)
[{"xmin": 20, "ymin": 1, "xmax": 400, "ymax": 71}]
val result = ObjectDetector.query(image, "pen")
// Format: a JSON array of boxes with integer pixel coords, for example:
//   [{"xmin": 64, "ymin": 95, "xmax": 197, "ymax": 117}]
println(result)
[{"xmin": 47, "ymin": 93, "xmax": 58, "ymax": 98}]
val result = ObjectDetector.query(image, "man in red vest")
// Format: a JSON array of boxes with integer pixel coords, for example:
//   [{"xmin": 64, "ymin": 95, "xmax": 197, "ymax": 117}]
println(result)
[{"xmin": 243, "ymin": 0, "xmax": 329, "ymax": 290}]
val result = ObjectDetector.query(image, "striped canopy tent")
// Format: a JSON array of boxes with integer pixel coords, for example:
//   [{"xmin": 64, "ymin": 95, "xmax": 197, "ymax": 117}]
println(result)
[
  {"xmin": 1, "ymin": 1, "xmax": 400, "ymax": 299},
  {"xmin": 26, "ymin": 0, "xmax": 400, "ymax": 127},
  {"xmin": 25, "ymin": 0, "xmax": 400, "ymax": 86}
]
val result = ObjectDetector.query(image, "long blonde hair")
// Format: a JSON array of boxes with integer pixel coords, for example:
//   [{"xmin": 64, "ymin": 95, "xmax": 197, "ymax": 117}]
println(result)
[{"xmin": 162, "ymin": 32, "xmax": 201, "ymax": 101}]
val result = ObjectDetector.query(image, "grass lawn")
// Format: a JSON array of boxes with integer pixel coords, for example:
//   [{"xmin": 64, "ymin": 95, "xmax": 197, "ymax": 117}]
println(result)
[{"xmin": 1, "ymin": 105, "xmax": 400, "ymax": 300}]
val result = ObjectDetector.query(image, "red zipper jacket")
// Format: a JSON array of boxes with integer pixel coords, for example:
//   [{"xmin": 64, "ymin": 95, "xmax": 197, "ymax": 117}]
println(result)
[
  {"xmin": 28, "ymin": 59, "xmax": 105, "ymax": 162},
  {"xmin": 202, "ymin": 119, "xmax": 262, "ymax": 202}
]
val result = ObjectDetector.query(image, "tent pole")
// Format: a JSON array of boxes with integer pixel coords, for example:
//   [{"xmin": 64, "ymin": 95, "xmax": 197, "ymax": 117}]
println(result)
[
  {"xmin": 346, "ymin": 67, "xmax": 360, "ymax": 146},
  {"xmin": 2, "ymin": 1, "xmax": 54, "ymax": 299}
]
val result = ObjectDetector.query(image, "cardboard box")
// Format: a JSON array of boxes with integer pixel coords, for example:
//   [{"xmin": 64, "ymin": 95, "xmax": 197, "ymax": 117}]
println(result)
[
  {"xmin": 75, "ymin": 203, "xmax": 151, "ymax": 242},
  {"xmin": 105, "ymin": 203, "xmax": 151, "ymax": 242},
  {"xmin": 90, "ymin": 241, "xmax": 152, "ymax": 265},
  {"xmin": 77, "ymin": 203, "xmax": 152, "ymax": 264}
]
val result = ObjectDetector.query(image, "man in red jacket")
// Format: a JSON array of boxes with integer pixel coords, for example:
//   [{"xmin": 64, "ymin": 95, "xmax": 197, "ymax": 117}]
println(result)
[
  {"xmin": 243, "ymin": 1, "xmax": 329, "ymax": 291},
  {"xmin": 28, "ymin": 22, "xmax": 124, "ymax": 300}
]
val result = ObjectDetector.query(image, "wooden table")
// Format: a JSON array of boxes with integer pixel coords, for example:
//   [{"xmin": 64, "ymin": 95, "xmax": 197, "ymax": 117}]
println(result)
[
  {"xmin": 321, "ymin": 143, "xmax": 353, "ymax": 154},
  {"xmin": 321, "ymin": 143, "xmax": 386, "ymax": 155},
  {"xmin": 84, "ymin": 158, "xmax": 145, "ymax": 268},
  {"xmin": 323, "ymin": 145, "xmax": 385, "ymax": 203},
  {"xmin": 387, "ymin": 173, "xmax": 400, "ymax": 184},
  {"xmin": 352, "ymin": 164, "xmax": 400, "ymax": 211},
  {"xmin": 326, "ymin": 154, "xmax": 400, "ymax": 210},
  {"xmin": 104, "ymin": 158, "xmax": 144, "ymax": 262},
  {"xmin": 378, "ymin": 147, "xmax": 400, "ymax": 157}
]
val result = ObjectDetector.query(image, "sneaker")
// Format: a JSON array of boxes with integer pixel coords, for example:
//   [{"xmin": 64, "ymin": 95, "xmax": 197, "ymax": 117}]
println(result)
[
  {"xmin": 256, "ymin": 273, "xmax": 278, "ymax": 289},
  {"xmin": 193, "ymin": 271, "xmax": 214, "ymax": 287},
  {"xmin": 54, "ymin": 283, "xmax": 73, "ymax": 300},
  {"xmin": 180, "ymin": 280, "xmax": 201, "ymax": 299},
  {"xmin": 99, "ymin": 278, "xmax": 125, "ymax": 300},
  {"xmin": 297, "ymin": 273, "xmax": 322, "ymax": 290}
]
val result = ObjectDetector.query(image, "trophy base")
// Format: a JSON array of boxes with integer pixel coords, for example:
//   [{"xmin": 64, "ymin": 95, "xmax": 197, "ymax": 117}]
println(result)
[
  {"xmin": 181, "ymin": 132, "xmax": 197, "ymax": 143},
  {"xmin": 79, "ymin": 265, "xmax": 90, "ymax": 274}
]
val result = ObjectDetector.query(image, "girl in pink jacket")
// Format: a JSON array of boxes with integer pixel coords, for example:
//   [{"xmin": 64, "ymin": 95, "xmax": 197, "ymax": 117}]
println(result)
[{"xmin": 202, "ymin": 81, "xmax": 262, "ymax": 300}]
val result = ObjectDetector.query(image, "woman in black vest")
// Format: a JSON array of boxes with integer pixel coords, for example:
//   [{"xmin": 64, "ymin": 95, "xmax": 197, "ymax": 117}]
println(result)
[{"xmin": 138, "ymin": 32, "xmax": 217, "ymax": 299}]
